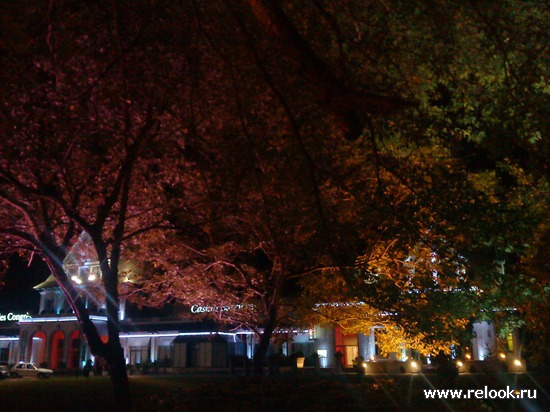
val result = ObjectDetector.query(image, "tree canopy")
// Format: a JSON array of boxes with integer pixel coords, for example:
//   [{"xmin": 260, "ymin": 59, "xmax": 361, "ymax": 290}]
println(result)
[{"xmin": 0, "ymin": 0, "xmax": 548, "ymax": 397}]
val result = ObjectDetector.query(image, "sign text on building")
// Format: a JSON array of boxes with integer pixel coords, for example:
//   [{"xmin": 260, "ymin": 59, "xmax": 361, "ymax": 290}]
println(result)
[{"xmin": 0, "ymin": 312, "xmax": 32, "ymax": 322}]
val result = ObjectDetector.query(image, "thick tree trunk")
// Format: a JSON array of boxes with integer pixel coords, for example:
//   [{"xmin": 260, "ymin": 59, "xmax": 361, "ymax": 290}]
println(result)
[
  {"xmin": 253, "ymin": 307, "xmax": 277, "ymax": 375},
  {"xmin": 100, "ymin": 247, "xmax": 133, "ymax": 411},
  {"xmin": 253, "ymin": 329, "xmax": 273, "ymax": 375},
  {"xmin": 49, "ymin": 262, "xmax": 107, "ymax": 356},
  {"xmin": 106, "ymin": 341, "xmax": 132, "ymax": 411},
  {"xmin": 46, "ymin": 245, "xmax": 131, "ymax": 409}
]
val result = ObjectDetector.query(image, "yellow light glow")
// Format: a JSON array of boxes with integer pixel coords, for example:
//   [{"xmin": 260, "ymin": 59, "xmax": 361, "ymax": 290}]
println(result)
[
  {"xmin": 499, "ymin": 353, "xmax": 506, "ymax": 359},
  {"xmin": 465, "ymin": 354, "xmax": 471, "ymax": 360},
  {"xmin": 362, "ymin": 362, "xmax": 367, "ymax": 368},
  {"xmin": 457, "ymin": 361, "xmax": 463, "ymax": 367},
  {"xmin": 514, "ymin": 359, "xmax": 521, "ymax": 367},
  {"xmin": 411, "ymin": 361, "xmax": 417, "ymax": 368}
]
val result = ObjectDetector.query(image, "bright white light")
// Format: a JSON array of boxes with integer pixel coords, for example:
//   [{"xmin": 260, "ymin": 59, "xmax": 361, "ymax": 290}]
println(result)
[
  {"xmin": 317, "ymin": 350, "xmax": 327, "ymax": 358},
  {"xmin": 514, "ymin": 359, "xmax": 521, "ymax": 367},
  {"xmin": 457, "ymin": 361, "xmax": 463, "ymax": 367},
  {"xmin": 118, "ymin": 331, "xmax": 251, "ymax": 339},
  {"xmin": 362, "ymin": 362, "xmax": 367, "ymax": 368},
  {"xmin": 88, "ymin": 275, "xmax": 96, "ymax": 281},
  {"xmin": 120, "ymin": 333, "xmax": 178, "ymax": 339},
  {"xmin": 411, "ymin": 361, "xmax": 417, "ymax": 368},
  {"xmin": 19, "ymin": 315, "xmax": 107, "ymax": 323}
]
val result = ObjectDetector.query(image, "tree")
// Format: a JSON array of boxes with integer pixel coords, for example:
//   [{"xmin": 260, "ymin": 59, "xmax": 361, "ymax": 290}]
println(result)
[
  {"xmin": 130, "ymin": 0, "xmax": 548, "ymax": 368},
  {"xmin": 297, "ymin": 0, "xmax": 548, "ymax": 359},
  {"xmin": 126, "ymin": 0, "xmax": 418, "ymax": 374},
  {"xmin": 2, "ymin": 2, "xmax": 546, "ymax": 392},
  {"xmin": 0, "ymin": 1, "xmax": 191, "ymax": 408}
]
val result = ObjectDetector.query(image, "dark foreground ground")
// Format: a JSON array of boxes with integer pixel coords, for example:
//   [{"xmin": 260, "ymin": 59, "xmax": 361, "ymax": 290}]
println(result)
[{"xmin": 0, "ymin": 372, "xmax": 548, "ymax": 412}]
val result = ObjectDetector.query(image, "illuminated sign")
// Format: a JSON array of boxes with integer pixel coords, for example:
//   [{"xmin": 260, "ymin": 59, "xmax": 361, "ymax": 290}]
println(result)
[
  {"xmin": 190, "ymin": 304, "xmax": 244, "ymax": 314},
  {"xmin": 191, "ymin": 305, "xmax": 228, "ymax": 313},
  {"xmin": 0, "ymin": 312, "xmax": 32, "ymax": 322}
]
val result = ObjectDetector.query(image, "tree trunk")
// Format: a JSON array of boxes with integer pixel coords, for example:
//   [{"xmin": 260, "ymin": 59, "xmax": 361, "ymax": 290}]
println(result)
[
  {"xmin": 100, "ymin": 252, "xmax": 133, "ymax": 410},
  {"xmin": 253, "ymin": 307, "xmax": 277, "ymax": 375},
  {"xmin": 46, "ymin": 243, "xmax": 132, "ymax": 409},
  {"xmin": 107, "ymin": 341, "xmax": 132, "ymax": 411}
]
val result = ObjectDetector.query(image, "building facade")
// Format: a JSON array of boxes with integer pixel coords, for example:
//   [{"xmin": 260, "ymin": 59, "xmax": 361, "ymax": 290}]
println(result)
[{"xmin": 0, "ymin": 242, "xmax": 523, "ymax": 371}]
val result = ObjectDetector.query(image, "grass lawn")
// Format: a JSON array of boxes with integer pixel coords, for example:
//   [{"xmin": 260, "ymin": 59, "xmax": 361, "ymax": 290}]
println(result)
[{"xmin": 0, "ymin": 372, "xmax": 547, "ymax": 411}]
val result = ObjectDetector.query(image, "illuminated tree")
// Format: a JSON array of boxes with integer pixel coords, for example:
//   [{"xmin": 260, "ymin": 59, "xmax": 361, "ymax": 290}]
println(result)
[
  {"xmin": 1, "ymin": 1, "xmax": 546, "ymax": 392},
  {"xmin": 133, "ymin": 0, "xmax": 547, "ymax": 369},
  {"xmin": 0, "ymin": 1, "xmax": 189, "ymax": 408},
  {"xmin": 296, "ymin": 0, "xmax": 548, "ymax": 360}
]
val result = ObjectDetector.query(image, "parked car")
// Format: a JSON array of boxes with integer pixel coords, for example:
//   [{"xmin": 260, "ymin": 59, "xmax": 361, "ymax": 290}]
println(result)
[
  {"xmin": 10, "ymin": 363, "xmax": 53, "ymax": 379},
  {"xmin": 0, "ymin": 365, "xmax": 10, "ymax": 379}
]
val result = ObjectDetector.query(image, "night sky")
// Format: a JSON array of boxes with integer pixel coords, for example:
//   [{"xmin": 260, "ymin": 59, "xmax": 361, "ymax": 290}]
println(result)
[{"xmin": 0, "ymin": 255, "xmax": 48, "ymax": 313}]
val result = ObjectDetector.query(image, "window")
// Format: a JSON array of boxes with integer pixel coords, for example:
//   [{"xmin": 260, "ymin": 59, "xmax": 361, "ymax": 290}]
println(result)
[
  {"xmin": 79, "ymin": 266, "xmax": 89, "ymax": 279},
  {"xmin": 88, "ymin": 265, "xmax": 100, "ymax": 281},
  {"xmin": 506, "ymin": 333, "xmax": 514, "ymax": 352}
]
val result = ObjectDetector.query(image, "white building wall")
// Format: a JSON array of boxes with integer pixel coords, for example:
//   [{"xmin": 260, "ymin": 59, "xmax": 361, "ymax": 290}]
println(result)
[
  {"xmin": 472, "ymin": 321, "xmax": 496, "ymax": 360},
  {"xmin": 314, "ymin": 326, "xmax": 335, "ymax": 368}
]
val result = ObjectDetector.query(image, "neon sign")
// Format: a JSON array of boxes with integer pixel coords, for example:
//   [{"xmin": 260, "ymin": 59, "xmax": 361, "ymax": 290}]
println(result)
[{"xmin": 0, "ymin": 312, "xmax": 32, "ymax": 322}]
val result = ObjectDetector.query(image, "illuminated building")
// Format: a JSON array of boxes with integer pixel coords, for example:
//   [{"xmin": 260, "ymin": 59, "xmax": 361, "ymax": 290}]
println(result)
[{"xmin": 0, "ymin": 239, "xmax": 524, "ymax": 372}]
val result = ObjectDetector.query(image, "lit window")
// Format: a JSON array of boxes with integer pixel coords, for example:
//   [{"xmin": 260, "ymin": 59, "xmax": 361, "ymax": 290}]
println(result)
[{"xmin": 506, "ymin": 333, "xmax": 514, "ymax": 352}]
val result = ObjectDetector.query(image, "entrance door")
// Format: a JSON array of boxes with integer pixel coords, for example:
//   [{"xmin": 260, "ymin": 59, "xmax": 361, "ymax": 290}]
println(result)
[
  {"xmin": 51, "ymin": 331, "xmax": 65, "ymax": 369},
  {"xmin": 344, "ymin": 346, "xmax": 358, "ymax": 366}
]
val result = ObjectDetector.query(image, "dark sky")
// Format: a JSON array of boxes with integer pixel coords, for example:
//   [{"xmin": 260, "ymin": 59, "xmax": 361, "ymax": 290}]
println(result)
[{"xmin": 0, "ymin": 255, "xmax": 48, "ymax": 313}]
